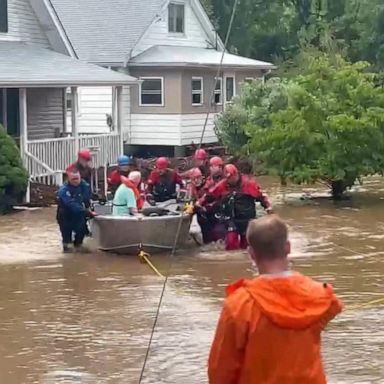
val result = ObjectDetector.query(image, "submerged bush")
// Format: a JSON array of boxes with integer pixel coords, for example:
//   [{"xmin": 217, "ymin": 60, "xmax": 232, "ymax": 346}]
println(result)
[{"xmin": 0, "ymin": 126, "xmax": 29, "ymax": 213}]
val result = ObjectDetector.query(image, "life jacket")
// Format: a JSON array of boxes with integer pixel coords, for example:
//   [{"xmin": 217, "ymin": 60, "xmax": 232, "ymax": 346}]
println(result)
[
  {"xmin": 121, "ymin": 177, "xmax": 144, "ymax": 210},
  {"xmin": 108, "ymin": 169, "xmax": 129, "ymax": 195},
  {"xmin": 221, "ymin": 175, "xmax": 262, "ymax": 223},
  {"xmin": 208, "ymin": 272, "xmax": 343, "ymax": 384},
  {"xmin": 149, "ymin": 170, "xmax": 178, "ymax": 202}
]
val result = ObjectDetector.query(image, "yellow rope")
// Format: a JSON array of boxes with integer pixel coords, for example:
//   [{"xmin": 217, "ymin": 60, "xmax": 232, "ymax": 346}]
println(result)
[
  {"xmin": 345, "ymin": 297, "xmax": 384, "ymax": 312},
  {"xmin": 139, "ymin": 250, "xmax": 165, "ymax": 279}
]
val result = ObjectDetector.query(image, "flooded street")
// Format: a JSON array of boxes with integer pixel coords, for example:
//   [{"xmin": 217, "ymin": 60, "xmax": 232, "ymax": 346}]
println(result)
[{"xmin": 0, "ymin": 177, "xmax": 383, "ymax": 383}]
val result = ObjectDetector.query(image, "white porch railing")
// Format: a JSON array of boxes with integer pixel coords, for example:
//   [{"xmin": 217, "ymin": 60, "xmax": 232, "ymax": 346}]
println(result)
[{"xmin": 25, "ymin": 133, "xmax": 122, "ymax": 183}]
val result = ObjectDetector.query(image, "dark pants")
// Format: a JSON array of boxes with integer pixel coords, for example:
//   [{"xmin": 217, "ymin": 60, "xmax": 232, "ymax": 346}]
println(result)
[
  {"xmin": 58, "ymin": 218, "xmax": 87, "ymax": 246},
  {"xmin": 197, "ymin": 211, "xmax": 225, "ymax": 244}
]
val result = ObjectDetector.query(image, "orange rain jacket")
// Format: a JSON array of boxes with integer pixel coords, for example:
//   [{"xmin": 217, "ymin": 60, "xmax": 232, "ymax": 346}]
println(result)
[{"xmin": 208, "ymin": 272, "xmax": 343, "ymax": 384}]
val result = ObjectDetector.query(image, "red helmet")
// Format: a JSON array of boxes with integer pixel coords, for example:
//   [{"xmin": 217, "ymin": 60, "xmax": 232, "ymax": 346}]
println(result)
[
  {"xmin": 190, "ymin": 167, "xmax": 202, "ymax": 179},
  {"xmin": 210, "ymin": 156, "xmax": 224, "ymax": 167},
  {"xmin": 224, "ymin": 164, "xmax": 239, "ymax": 178},
  {"xmin": 156, "ymin": 157, "xmax": 169, "ymax": 170},
  {"xmin": 194, "ymin": 148, "xmax": 207, "ymax": 161},
  {"xmin": 78, "ymin": 149, "xmax": 92, "ymax": 161}
]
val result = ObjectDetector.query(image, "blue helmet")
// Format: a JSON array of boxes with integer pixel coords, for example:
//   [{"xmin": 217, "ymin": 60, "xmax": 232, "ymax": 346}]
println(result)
[{"xmin": 117, "ymin": 155, "xmax": 130, "ymax": 167}]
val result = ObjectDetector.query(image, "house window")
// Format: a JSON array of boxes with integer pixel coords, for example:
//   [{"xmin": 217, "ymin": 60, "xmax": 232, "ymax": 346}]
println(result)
[
  {"xmin": 214, "ymin": 77, "xmax": 222, "ymax": 105},
  {"xmin": 65, "ymin": 88, "xmax": 80, "ymax": 114},
  {"xmin": 168, "ymin": 3, "xmax": 184, "ymax": 34},
  {"xmin": 225, "ymin": 77, "xmax": 235, "ymax": 102},
  {"xmin": 140, "ymin": 78, "xmax": 164, "ymax": 106},
  {"xmin": 192, "ymin": 77, "xmax": 203, "ymax": 105},
  {"xmin": 0, "ymin": 0, "xmax": 8, "ymax": 33}
]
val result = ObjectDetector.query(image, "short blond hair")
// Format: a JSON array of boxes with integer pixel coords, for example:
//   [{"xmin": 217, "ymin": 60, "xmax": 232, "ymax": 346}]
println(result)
[{"xmin": 246, "ymin": 215, "xmax": 288, "ymax": 260}]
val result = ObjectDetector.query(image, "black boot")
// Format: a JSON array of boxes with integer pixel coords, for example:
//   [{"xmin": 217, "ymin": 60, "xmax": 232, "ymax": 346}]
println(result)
[{"xmin": 63, "ymin": 243, "xmax": 73, "ymax": 253}]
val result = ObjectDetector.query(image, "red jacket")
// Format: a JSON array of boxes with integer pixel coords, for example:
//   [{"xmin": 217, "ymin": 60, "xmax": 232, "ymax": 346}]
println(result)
[
  {"xmin": 108, "ymin": 169, "xmax": 129, "ymax": 193},
  {"xmin": 201, "ymin": 175, "xmax": 271, "ymax": 209},
  {"xmin": 147, "ymin": 169, "xmax": 184, "ymax": 201}
]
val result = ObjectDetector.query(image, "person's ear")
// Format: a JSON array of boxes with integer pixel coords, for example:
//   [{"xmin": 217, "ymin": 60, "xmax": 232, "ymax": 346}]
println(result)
[
  {"xmin": 285, "ymin": 240, "xmax": 291, "ymax": 256},
  {"xmin": 248, "ymin": 246, "xmax": 257, "ymax": 261}
]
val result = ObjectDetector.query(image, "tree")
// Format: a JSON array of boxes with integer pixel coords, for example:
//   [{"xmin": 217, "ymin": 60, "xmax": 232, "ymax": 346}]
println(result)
[
  {"xmin": 216, "ymin": 54, "xmax": 384, "ymax": 198},
  {"xmin": 0, "ymin": 126, "xmax": 29, "ymax": 212}
]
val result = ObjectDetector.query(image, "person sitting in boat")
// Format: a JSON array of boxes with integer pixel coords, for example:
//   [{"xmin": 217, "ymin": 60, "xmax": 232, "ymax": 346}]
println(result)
[
  {"xmin": 198, "ymin": 164, "xmax": 273, "ymax": 250},
  {"xmin": 195, "ymin": 156, "xmax": 226, "ymax": 244},
  {"xmin": 57, "ymin": 168, "xmax": 96, "ymax": 253},
  {"xmin": 108, "ymin": 155, "xmax": 137, "ymax": 196},
  {"xmin": 146, "ymin": 157, "xmax": 184, "ymax": 203},
  {"xmin": 67, "ymin": 149, "xmax": 93, "ymax": 185},
  {"xmin": 112, "ymin": 171, "xmax": 143, "ymax": 216}
]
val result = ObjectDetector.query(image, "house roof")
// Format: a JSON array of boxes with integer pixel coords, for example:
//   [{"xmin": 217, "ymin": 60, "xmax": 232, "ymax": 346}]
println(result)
[
  {"xmin": 0, "ymin": 42, "xmax": 138, "ymax": 87},
  {"xmin": 129, "ymin": 45, "xmax": 275, "ymax": 69},
  {"xmin": 47, "ymin": 0, "xmax": 165, "ymax": 64}
]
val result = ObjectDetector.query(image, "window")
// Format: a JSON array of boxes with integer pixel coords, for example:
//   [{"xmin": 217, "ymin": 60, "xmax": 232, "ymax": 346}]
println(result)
[
  {"xmin": 140, "ymin": 78, "xmax": 164, "ymax": 106},
  {"xmin": 168, "ymin": 3, "xmax": 184, "ymax": 34},
  {"xmin": 192, "ymin": 77, "xmax": 203, "ymax": 105},
  {"xmin": 225, "ymin": 77, "xmax": 235, "ymax": 102},
  {"xmin": 65, "ymin": 88, "xmax": 80, "ymax": 114},
  {"xmin": 0, "ymin": 0, "xmax": 8, "ymax": 33},
  {"xmin": 214, "ymin": 77, "xmax": 222, "ymax": 105}
]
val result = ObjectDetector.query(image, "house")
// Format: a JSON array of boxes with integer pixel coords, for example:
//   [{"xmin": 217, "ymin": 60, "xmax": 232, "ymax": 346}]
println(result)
[
  {"xmin": 34, "ymin": 0, "xmax": 274, "ymax": 157},
  {"xmin": 0, "ymin": 0, "xmax": 139, "ymax": 198}
]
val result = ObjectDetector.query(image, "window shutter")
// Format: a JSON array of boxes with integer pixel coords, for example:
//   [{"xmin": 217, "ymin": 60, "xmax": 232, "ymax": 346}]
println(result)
[{"xmin": 0, "ymin": 0, "xmax": 8, "ymax": 33}]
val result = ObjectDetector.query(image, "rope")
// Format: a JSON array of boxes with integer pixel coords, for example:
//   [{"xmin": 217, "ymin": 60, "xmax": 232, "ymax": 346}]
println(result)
[
  {"xmin": 138, "ymin": 207, "xmax": 190, "ymax": 383},
  {"xmin": 198, "ymin": 0, "xmax": 240, "ymax": 148}
]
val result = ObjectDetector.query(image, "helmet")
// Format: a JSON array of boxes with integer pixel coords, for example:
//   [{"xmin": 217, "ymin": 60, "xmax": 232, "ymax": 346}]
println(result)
[
  {"xmin": 78, "ymin": 149, "xmax": 92, "ymax": 161},
  {"xmin": 224, "ymin": 164, "xmax": 239, "ymax": 178},
  {"xmin": 190, "ymin": 167, "xmax": 202, "ymax": 179},
  {"xmin": 156, "ymin": 157, "xmax": 169, "ymax": 170},
  {"xmin": 117, "ymin": 155, "xmax": 130, "ymax": 167},
  {"xmin": 194, "ymin": 148, "xmax": 207, "ymax": 161},
  {"xmin": 210, "ymin": 156, "xmax": 224, "ymax": 167}
]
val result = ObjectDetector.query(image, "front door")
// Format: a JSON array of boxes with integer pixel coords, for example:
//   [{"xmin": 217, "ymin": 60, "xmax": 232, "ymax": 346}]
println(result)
[{"xmin": 6, "ymin": 88, "xmax": 20, "ymax": 137}]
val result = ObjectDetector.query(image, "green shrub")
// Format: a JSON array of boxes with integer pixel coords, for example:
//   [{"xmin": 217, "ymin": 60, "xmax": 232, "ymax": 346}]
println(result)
[{"xmin": 0, "ymin": 126, "xmax": 29, "ymax": 212}]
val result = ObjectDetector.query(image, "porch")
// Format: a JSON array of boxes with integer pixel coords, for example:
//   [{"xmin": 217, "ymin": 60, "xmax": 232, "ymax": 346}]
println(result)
[{"xmin": 0, "ymin": 42, "xmax": 138, "ymax": 199}]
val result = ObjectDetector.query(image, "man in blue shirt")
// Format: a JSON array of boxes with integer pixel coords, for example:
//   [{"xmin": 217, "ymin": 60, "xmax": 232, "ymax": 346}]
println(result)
[{"xmin": 57, "ymin": 168, "xmax": 95, "ymax": 253}]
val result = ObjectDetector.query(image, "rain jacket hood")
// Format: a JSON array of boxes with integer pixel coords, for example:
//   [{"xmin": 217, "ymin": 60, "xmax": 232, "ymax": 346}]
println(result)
[{"xmin": 229, "ymin": 272, "xmax": 340, "ymax": 329}]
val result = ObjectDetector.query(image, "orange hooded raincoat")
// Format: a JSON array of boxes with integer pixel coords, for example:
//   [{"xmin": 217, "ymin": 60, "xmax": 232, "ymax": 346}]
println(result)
[{"xmin": 208, "ymin": 272, "xmax": 343, "ymax": 384}]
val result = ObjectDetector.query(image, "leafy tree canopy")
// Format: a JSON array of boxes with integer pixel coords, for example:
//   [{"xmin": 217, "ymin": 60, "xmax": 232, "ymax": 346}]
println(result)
[{"xmin": 215, "ymin": 54, "xmax": 384, "ymax": 197}]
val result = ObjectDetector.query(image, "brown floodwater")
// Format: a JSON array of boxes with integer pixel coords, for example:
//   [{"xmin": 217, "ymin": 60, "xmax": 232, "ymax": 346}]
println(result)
[{"xmin": 0, "ymin": 176, "xmax": 383, "ymax": 383}]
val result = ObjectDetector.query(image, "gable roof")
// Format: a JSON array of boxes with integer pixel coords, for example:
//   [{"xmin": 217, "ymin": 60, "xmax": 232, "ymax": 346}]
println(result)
[
  {"xmin": 47, "ymin": 0, "xmax": 164, "ymax": 64},
  {"xmin": 129, "ymin": 45, "xmax": 274, "ymax": 69},
  {"xmin": 0, "ymin": 41, "xmax": 138, "ymax": 87},
  {"xmin": 43, "ymin": 0, "xmax": 223, "ymax": 65}
]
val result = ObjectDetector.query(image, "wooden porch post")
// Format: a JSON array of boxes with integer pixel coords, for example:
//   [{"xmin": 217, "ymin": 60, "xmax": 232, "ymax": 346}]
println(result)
[
  {"xmin": 1, "ymin": 89, "xmax": 6, "ymax": 131},
  {"xmin": 116, "ymin": 86, "xmax": 124, "ymax": 154},
  {"xmin": 71, "ymin": 86, "xmax": 79, "ymax": 155},
  {"xmin": 19, "ymin": 88, "xmax": 30, "ymax": 203}
]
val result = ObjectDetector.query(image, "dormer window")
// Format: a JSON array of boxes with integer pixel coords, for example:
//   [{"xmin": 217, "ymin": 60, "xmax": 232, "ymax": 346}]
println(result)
[
  {"xmin": 0, "ymin": 0, "xmax": 8, "ymax": 33},
  {"xmin": 168, "ymin": 3, "xmax": 184, "ymax": 34}
]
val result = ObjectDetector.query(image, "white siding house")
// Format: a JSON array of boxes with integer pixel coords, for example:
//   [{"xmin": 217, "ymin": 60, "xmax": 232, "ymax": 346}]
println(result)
[
  {"xmin": 0, "ymin": 0, "xmax": 50, "ymax": 47},
  {"xmin": 0, "ymin": 0, "xmax": 138, "ymax": 196},
  {"xmin": 38, "ymin": 0, "xmax": 274, "ymax": 156}
]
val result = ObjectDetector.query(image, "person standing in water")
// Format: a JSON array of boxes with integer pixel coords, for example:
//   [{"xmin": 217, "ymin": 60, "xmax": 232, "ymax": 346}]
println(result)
[
  {"xmin": 208, "ymin": 215, "xmax": 343, "ymax": 384},
  {"xmin": 57, "ymin": 168, "xmax": 96, "ymax": 253}
]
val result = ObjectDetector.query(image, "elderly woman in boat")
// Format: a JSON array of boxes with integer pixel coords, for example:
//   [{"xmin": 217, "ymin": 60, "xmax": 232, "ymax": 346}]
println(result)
[{"xmin": 112, "ymin": 171, "xmax": 144, "ymax": 216}]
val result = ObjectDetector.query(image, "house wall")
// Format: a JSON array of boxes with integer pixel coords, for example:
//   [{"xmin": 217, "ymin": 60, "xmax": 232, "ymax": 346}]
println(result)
[
  {"xmin": 129, "ymin": 68, "xmax": 182, "ymax": 114},
  {"xmin": 27, "ymin": 88, "xmax": 65, "ymax": 140},
  {"xmin": 67, "ymin": 87, "xmax": 113, "ymax": 134},
  {"xmin": 0, "ymin": 0, "xmax": 50, "ymax": 47},
  {"xmin": 132, "ymin": 0, "xmax": 212, "ymax": 57}
]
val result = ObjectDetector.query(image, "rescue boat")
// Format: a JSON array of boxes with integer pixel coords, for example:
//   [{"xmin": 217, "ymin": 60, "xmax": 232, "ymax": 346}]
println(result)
[{"xmin": 91, "ymin": 200, "xmax": 191, "ymax": 254}]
